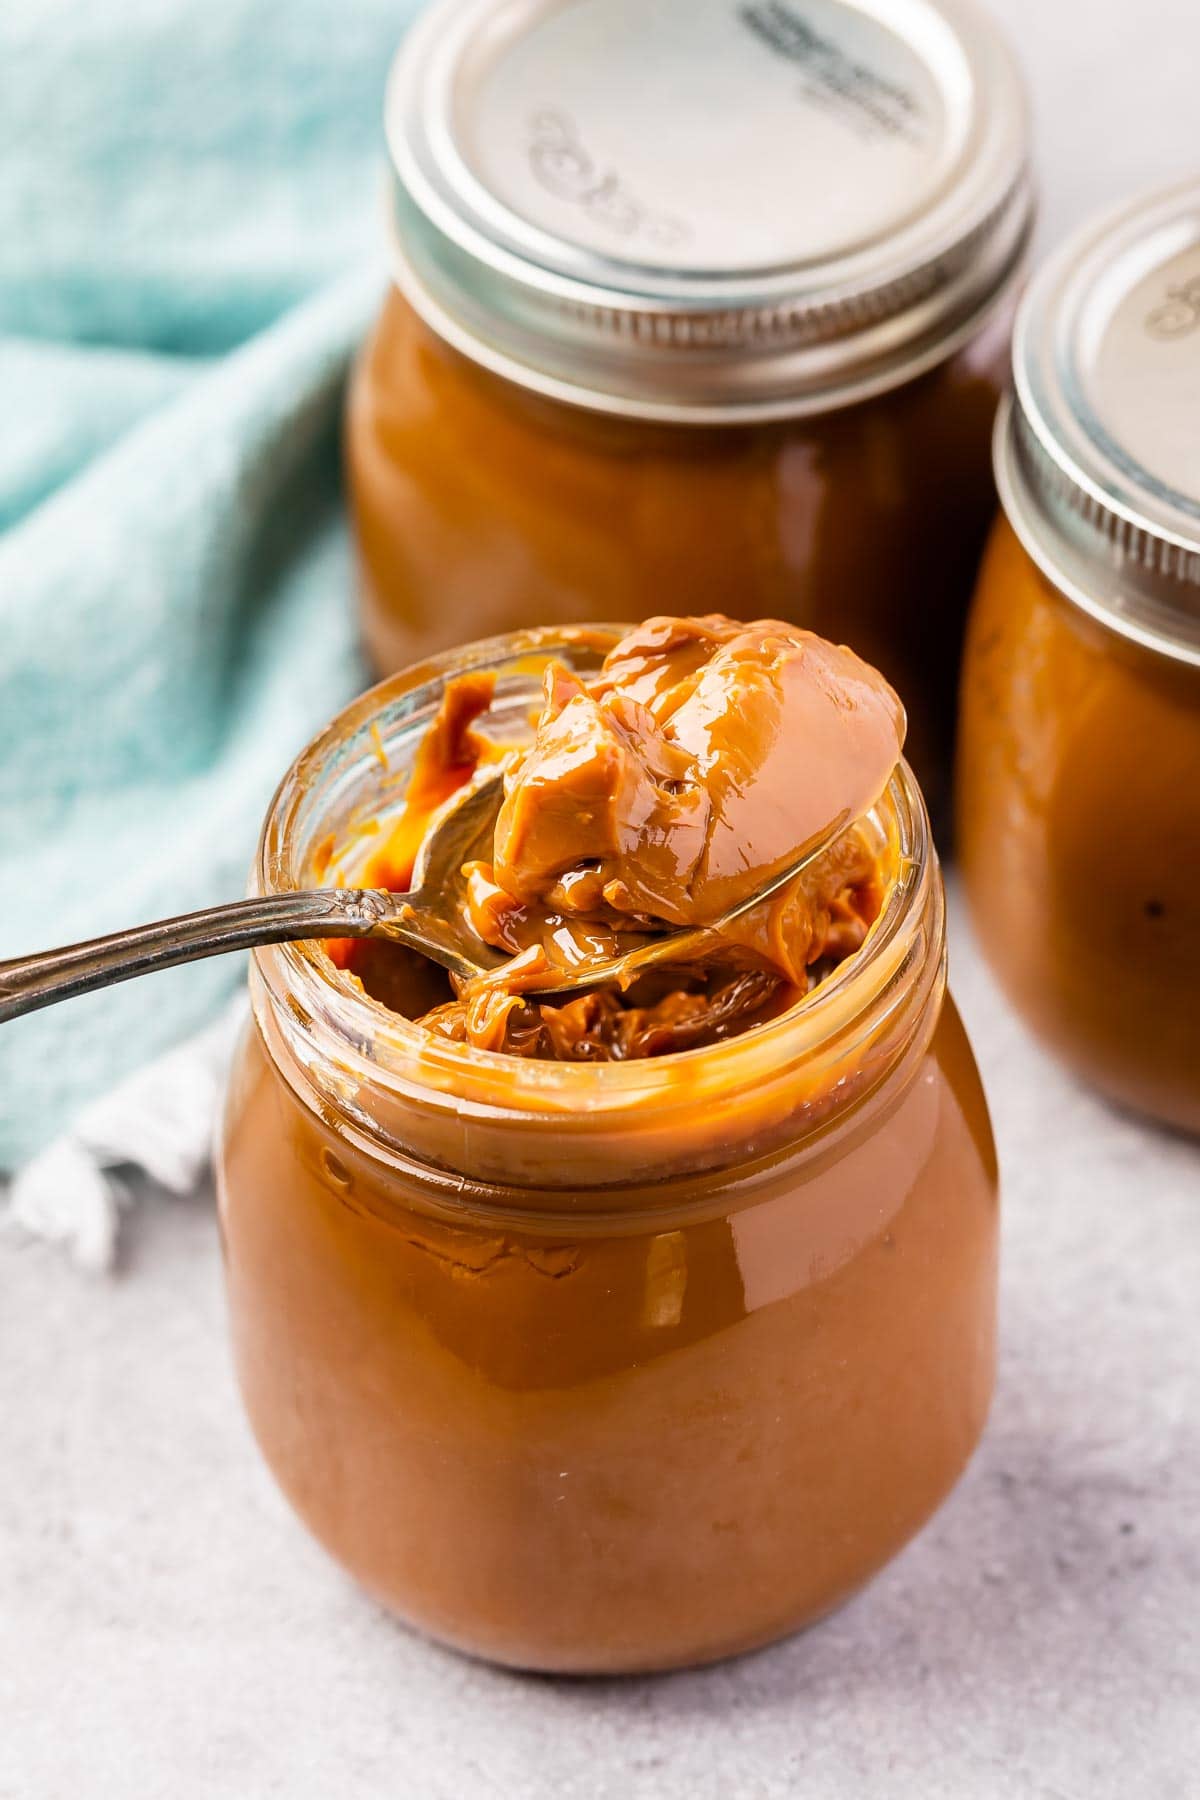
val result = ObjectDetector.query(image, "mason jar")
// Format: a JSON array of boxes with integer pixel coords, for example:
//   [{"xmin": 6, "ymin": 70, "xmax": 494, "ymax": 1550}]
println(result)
[
  {"xmin": 347, "ymin": 0, "xmax": 1033, "ymax": 822},
  {"xmin": 217, "ymin": 627, "xmax": 999, "ymax": 1674},
  {"xmin": 957, "ymin": 180, "xmax": 1200, "ymax": 1134}
]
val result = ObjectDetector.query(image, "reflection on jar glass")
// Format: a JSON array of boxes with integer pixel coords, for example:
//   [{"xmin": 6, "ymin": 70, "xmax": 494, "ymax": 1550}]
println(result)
[
  {"xmin": 217, "ymin": 629, "xmax": 999, "ymax": 1675},
  {"xmin": 957, "ymin": 181, "xmax": 1200, "ymax": 1134},
  {"xmin": 347, "ymin": 0, "xmax": 1033, "ymax": 823}
]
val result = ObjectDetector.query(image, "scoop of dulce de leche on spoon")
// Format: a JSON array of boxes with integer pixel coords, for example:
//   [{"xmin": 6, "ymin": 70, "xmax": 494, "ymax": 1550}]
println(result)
[{"xmin": 491, "ymin": 614, "xmax": 907, "ymax": 931}]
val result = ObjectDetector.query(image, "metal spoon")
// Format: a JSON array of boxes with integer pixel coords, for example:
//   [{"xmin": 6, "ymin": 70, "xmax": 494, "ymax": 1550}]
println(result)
[
  {"xmin": 0, "ymin": 775, "xmax": 506, "ymax": 1025},
  {"xmin": 0, "ymin": 772, "xmax": 853, "ymax": 1024}
]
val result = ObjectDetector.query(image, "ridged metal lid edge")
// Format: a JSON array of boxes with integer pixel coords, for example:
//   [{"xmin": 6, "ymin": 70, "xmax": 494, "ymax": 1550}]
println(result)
[
  {"xmin": 997, "ymin": 180, "xmax": 1200, "ymax": 666},
  {"xmin": 996, "ymin": 395, "xmax": 1200, "ymax": 666},
  {"xmin": 387, "ymin": 169, "xmax": 1033, "ymax": 422}
]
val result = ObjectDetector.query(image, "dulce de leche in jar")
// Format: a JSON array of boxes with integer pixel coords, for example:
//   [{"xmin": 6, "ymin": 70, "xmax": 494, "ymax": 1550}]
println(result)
[
  {"xmin": 347, "ymin": 0, "xmax": 1034, "ymax": 821},
  {"xmin": 218, "ymin": 617, "xmax": 999, "ymax": 1674},
  {"xmin": 958, "ymin": 181, "xmax": 1200, "ymax": 1134}
]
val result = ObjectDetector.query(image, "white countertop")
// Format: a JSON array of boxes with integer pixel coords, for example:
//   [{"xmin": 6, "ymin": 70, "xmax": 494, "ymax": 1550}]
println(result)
[{"xmin": 3, "ymin": 4, "xmax": 1199, "ymax": 1794}]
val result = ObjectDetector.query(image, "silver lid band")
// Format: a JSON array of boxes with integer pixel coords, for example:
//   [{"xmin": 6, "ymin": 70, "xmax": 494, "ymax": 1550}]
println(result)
[
  {"xmin": 385, "ymin": 0, "xmax": 1033, "ymax": 422},
  {"xmin": 998, "ymin": 180, "xmax": 1200, "ymax": 667}
]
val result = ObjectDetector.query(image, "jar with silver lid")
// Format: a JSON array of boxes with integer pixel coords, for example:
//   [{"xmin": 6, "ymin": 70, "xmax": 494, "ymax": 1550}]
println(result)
[
  {"xmin": 957, "ymin": 178, "xmax": 1200, "ymax": 1133},
  {"xmin": 347, "ymin": 0, "xmax": 1033, "ymax": 820}
]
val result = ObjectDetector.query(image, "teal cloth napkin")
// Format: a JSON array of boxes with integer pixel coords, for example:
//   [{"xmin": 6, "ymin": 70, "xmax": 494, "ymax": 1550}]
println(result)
[{"xmin": 0, "ymin": 0, "xmax": 422, "ymax": 1169}]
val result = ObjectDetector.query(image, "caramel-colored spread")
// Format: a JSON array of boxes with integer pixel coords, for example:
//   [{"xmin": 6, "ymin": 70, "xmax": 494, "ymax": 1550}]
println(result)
[
  {"xmin": 958, "ymin": 517, "xmax": 1200, "ymax": 1133},
  {"xmin": 330, "ymin": 616, "xmax": 903, "ymax": 1062}
]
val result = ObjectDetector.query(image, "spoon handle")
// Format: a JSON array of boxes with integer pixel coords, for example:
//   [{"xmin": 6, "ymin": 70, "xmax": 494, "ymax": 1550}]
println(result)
[{"xmin": 0, "ymin": 889, "xmax": 398, "ymax": 1023}]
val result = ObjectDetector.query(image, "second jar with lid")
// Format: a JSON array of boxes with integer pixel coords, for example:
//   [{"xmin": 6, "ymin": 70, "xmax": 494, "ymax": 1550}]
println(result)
[
  {"xmin": 957, "ymin": 180, "xmax": 1200, "ymax": 1134},
  {"xmin": 348, "ymin": 0, "xmax": 1033, "ymax": 819}
]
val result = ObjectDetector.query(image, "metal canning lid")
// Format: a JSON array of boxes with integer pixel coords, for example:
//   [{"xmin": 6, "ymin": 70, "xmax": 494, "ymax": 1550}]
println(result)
[
  {"xmin": 385, "ymin": 0, "xmax": 1033, "ymax": 422},
  {"xmin": 998, "ymin": 178, "xmax": 1200, "ymax": 665}
]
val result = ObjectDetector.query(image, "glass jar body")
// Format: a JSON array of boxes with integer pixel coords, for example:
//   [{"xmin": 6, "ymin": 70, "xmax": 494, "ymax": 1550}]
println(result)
[
  {"xmin": 217, "ymin": 987, "xmax": 997, "ymax": 1675},
  {"xmin": 346, "ymin": 290, "xmax": 1015, "ymax": 822},
  {"xmin": 957, "ymin": 516, "xmax": 1200, "ymax": 1133}
]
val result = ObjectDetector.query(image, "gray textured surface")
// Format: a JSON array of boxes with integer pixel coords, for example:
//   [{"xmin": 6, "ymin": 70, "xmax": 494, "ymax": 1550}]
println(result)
[{"xmin": 4, "ymin": 2, "xmax": 1200, "ymax": 1792}]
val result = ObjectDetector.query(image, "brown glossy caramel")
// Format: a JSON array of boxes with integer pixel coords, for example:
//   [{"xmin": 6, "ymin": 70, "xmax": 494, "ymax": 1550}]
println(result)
[
  {"xmin": 330, "ymin": 615, "xmax": 903, "ymax": 1060},
  {"xmin": 492, "ymin": 614, "xmax": 903, "ymax": 926},
  {"xmin": 957, "ymin": 518, "xmax": 1200, "ymax": 1133},
  {"xmin": 346, "ymin": 290, "xmax": 1015, "ymax": 823},
  {"xmin": 219, "ymin": 991, "xmax": 996, "ymax": 1674}
]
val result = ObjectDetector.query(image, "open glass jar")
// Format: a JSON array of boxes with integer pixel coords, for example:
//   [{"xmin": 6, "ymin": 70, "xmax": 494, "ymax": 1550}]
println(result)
[
  {"xmin": 217, "ymin": 628, "xmax": 999, "ymax": 1674},
  {"xmin": 347, "ymin": 0, "xmax": 1033, "ymax": 822},
  {"xmin": 957, "ymin": 181, "xmax": 1200, "ymax": 1134}
]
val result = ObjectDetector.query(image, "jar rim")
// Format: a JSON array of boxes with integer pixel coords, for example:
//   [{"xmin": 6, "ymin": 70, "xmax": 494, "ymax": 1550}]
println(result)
[{"xmin": 252, "ymin": 626, "xmax": 941, "ymax": 1137}]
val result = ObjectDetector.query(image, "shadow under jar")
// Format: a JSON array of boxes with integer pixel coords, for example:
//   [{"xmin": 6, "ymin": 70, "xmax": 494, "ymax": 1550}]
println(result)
[
  {"xmin": 957, "ymin": 180, "xmax": 1200, "ymax": 1135},
  {"xmin": 347, "ymin": 0, "xmax": 1033, "ymax": 825},
  {"xmin": 217, "ymin": 628, "xmax": 999, "ymax": 1676}
]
